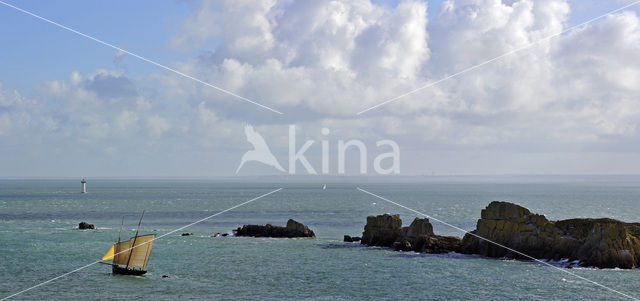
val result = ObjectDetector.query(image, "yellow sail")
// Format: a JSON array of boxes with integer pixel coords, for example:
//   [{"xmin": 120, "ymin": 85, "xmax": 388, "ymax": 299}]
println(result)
[
  {"xmin": 112, "ymin": 234, "xmax": 155, "ymax": 268},
  {"xmin": 114, "ymin": 241, "xmax": 132, "ymax": 265},
  {"xmin": 127, "ymin": 234, "xmax": 155, "ymax": 268},
  {"xmin": 101, "ymin": 242, "xmax": 116, "ymax": 260}
]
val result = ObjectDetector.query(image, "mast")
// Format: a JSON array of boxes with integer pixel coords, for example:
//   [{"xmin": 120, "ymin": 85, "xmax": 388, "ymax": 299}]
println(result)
[
  {"xmin": 115, "ymin": 216, "xmax": 124, "ymax": 266},
  {"xmin": 126, "ymin": 210, "xmax": 145, "ymax": 269},
  {"xmin": 118, "ymin": 216, "xmax": 124, "ymax": 244}
]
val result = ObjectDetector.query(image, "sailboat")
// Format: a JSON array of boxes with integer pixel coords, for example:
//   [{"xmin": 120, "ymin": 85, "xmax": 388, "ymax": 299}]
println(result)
[
  {"xmin": 101, "ymin": 211, "xmax": 155, "ymax": 275},
  {"xmin": 322, "ymin": 184, "xmax": 327, "ymax": 190}
]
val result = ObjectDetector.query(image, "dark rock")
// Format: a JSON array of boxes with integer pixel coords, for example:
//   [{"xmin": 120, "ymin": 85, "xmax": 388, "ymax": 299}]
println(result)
[
  {"xmin": 460, "ymin": 201, "xmax": 640, "ymax": 269},
  {"xmin": 78, "ymin": 222, "xmax": 95, "ymax": 230},
  {"xmin": 221, "ymin": 233, "xmax": 229, "ymax": 237},
  {"xmin": 344, "ymin": 235, "xmax": 361, "ymax": 242},
  {"xmin": 162, "ymin": 275, "xmax": 169, "ymax": 278},
  {"xmin": 235, "ymin": 219, "xmax": 315, "ymax": 238},
  {"xmin": 406, "ymin": 217, "xmax": 434, "ymax": 237},
  {"xmin": 393, "ymin": 240, "xmax": 412, "ymax": 251},
  {"xmin": 419, "ymin": 235, "xmax": 463, "ymax": 254},
  {"xmin": 212, "ymin": 233, "xmax": 221, "ymax": 237},
  {"xmin": 181, "ymin": 232, "xmax": 194, "ymax": 236},
  {"xmin": 360, "ymin": 202, "xmax": 640, "ymax": 269},
  {"xmin": 361, "ymin": 214, "xmax": 404, "ymax": 247},
  {"xmin": 360, "ymin": 214, "xmax": 460, "ymax": 253}
]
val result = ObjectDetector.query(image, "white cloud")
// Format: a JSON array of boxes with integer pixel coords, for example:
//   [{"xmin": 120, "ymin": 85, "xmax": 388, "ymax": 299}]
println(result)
[
  {"xmin": 145, "ymin": 115, "xmax": 171, "ymax": 137},
  {"xmin": 4, "ymin": 0, "xmax": 640, "ymax": 176},
  {"xmin": 351, "ymin": 0, "xmax": 430, "ymax": 80},
  {"xmin": 0, "ymin": 84, "xmax": 36, "ymax": 136},
  {"xmin": 84, "ymin": 118, "xmax": 110, "ymax": 139},
  {"xmin": 171, "ymin": 0, "xmax": 277, "ymax": 60},
  {"xmin": 114, "ymin": 110, "xmax": 139, "ymax": 132}
]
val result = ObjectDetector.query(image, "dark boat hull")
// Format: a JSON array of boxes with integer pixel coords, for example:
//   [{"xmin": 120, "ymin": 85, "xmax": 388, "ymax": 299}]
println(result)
[{"xmin": 112, "ymin": 265, "xmax": 147, "ymax": 276}]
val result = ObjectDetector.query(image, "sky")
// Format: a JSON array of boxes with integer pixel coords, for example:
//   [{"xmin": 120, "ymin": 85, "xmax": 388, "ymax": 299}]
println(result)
[{"xmin": 1, "ymin": 0, "xmax": 640, "ymax": 178}]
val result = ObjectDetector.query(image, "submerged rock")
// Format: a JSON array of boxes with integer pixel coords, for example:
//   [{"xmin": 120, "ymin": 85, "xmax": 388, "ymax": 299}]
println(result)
[
  {"xmin": 360, "ymin": 214, "xmax": 461, "ymax": 253},
  {"xmin": 344, "ymin": 235, "xmax": 361, "ymax": 242},
  {"xmin": 460, "ymin": 201, "xmax": 640, "ymax": 269},
  {"xmin": 234, "ymin": 219, "xmax": 315, "ymax": 238},
  {"xmin": 393, "ymin": 240, "xmax": 412, "ymax": 251},
  {"xmin": 78, "ymin": 222, "xmax": 95, "ymax": 230}
]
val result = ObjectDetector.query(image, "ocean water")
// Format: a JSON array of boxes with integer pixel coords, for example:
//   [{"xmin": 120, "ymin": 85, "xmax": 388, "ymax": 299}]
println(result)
[{"xmin": 2, "ymin": 179, "xmax": 640, "ymax": 300}]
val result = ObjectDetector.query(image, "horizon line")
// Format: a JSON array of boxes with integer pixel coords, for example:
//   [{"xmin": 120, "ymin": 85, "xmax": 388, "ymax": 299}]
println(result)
[{"xmin": 3, "ymin": 174, "xmax": 640, "ymax": 180}]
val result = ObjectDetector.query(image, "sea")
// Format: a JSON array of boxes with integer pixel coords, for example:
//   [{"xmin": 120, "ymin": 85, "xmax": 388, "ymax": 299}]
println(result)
[{"xmin": 2, "ymin": 177, "xmax": 640, "ymax": 300}]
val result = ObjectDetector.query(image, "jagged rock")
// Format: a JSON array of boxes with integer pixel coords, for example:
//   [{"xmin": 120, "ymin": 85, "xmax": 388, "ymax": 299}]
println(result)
[
  {"xmin": 344, "ymin": 235, "xmax": 361, "ymax": 242},
  {"xmin": 360, "ymin": 214, "xmax": 460, "ymax": 253},
  {"xmin": 360, "ymin": 202, "xmax": 640, "ymax": 269},
  {"xmin": 78, "ymin": 222, "xmax": 94, "ymax": 230},
  {"xmin": 361, "ymin": 214, "xmax": 404, "ymax": 247},
  {"xmin": 406, "ymin": 218, "xmax": 434, "ymax": 237},
  {"xmin": 286, "ymin": 219, "xmax": 314, "ymax": 236},
  {"xmin": 460, "ymin": 201, "xmax": 640, "ymax": 269},
  {"xmin": 234, "ymin": 219, "xmax": 315, "ymax": 238}
]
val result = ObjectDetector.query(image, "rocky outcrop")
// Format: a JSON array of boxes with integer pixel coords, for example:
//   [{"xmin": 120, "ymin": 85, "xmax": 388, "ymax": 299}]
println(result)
[
  {"xmin": 181, "ymin": 232, "xmax": 194, "ymax": 236},
  {"xmin": 361, "ymin": 214, "xmax": 404, "ymax": 246},
  {"xmin": 460, "ymin": 201, "xmax": 640, "ymax": 269},
  {"xmin": 359, "ymin": 203, "xmax": 640, "ymax": 269},
  {"xmin": 234, "ymin": 219, "xmax": 315, "ymax": 238},
  {"xmin": 360, "ymin": 214, "xmax": 461, "ymax": 253},
  {"xmin": 344, "ymin": 235, "xmax": 361, "ymax": 242},
  {"xmin": 78, "ymin": 222, "xmax": 94, "ymax": 230}
]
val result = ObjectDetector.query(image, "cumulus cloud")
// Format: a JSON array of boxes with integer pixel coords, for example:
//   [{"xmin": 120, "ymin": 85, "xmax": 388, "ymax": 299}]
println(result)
[
  {"xmin": 165, "ymin": 0, "xmax": 640, "ymax": 171},
  {"xmin": 83, "ymin": 72, "xmax": 138, "ymax": 99},
  {"xmin": 114, "ymin": 110, "xmax": 139, "ymax": 132},
  {"xmin": 3, "ymin": 0, "xmax": 640, "ymax": 176},
  {"xmin": 0, "ymin": 84, "xmax": 36, "ymax": 136},
  {"xmin": 550, "ymin": 11, "xmax": 640, "ymax": 139},
  {"xmin": 170, "ymin": 0, "xmax": 277, "ymax": 61},
  {"xmin": 173, "ymin": 0, "xmax": 433, "ymax": 116},
  {"xmin": 145, "ymin": 115, "xmax": 171, "ymax": 137}
]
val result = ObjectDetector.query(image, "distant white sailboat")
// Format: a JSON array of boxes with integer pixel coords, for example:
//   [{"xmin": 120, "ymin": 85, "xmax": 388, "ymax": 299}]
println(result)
[{"xmin": 322, "ymin": 184, "xmax": 327, "ymax": 190}]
